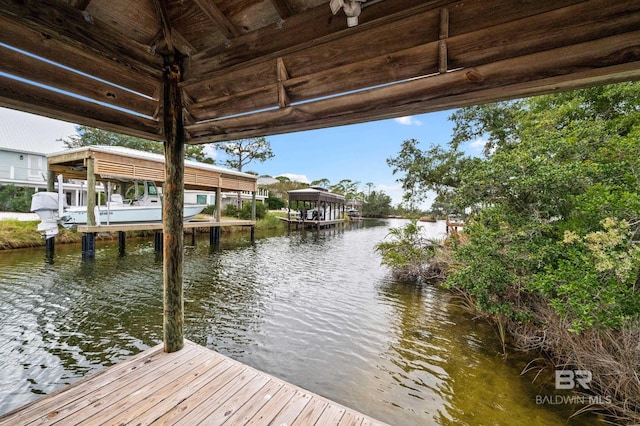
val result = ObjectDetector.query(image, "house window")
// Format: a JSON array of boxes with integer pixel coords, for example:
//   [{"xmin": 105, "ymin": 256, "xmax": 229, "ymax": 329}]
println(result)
[
  {"xmin": 27, "ymin": 155, "xmax": 44, "ymax": 180},
  {"xmin": 196, "ymin": 194, "xmax": 207, "ymax": 204}
]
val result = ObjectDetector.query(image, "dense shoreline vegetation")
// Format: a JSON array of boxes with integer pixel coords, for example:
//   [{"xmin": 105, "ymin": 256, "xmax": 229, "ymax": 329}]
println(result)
[{"xmin": 381, "ymin": 82, "xmax": 640, "ymax": 423}]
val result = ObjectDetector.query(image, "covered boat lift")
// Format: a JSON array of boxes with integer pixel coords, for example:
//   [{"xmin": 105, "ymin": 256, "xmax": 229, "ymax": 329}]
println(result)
[
  {"xmin": 46, "ymin": 145, "xmax": 258, "ymax": 256},
  {"xmin": 286, "ymin": 187, "xmax": 345, "ymax": 230}
]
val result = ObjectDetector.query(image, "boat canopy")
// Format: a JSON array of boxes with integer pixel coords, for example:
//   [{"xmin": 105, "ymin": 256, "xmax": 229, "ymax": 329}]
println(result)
[{"xmin": 288, "ymin": 188, "xmax": 345, "ymax": 204}]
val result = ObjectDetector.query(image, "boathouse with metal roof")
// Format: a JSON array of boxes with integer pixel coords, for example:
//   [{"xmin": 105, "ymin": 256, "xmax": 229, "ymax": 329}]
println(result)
[{"xmin": 286, "ymin": 186, "xmax": 345, "ymax": 230}]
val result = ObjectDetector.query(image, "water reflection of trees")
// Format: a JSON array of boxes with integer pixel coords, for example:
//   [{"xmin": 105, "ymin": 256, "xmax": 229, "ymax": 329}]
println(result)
[{"xmin": 376, "ymin": 279, "xmax": 584, "ymax": 426}]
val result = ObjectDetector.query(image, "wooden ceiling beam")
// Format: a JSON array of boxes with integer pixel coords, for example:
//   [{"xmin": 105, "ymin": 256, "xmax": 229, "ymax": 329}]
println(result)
[
  {"xmin": 152, "ymin": 0, "xmax": 176, "ymax": 54},
  {"xmin": 184, "ymin": 0, "xmax": 640, "ymax": 122},
  {"xmin": 183, "ymin": 6, "xmax": 441, "ymax": 102},
  {"xmin": 184, "ymin": 30, "xmax": 640, "ymax": 143},
  {"xmin": 185, "ymin": 0, "xmax": 430, "ymax": 79},
  {"xmin": 0, "ymin": 75, "xmax": 162, "ymax": 141},
  {"xmin": 448, "ymin": 0, "xmax": 640, "ymax": 70},
  {"xmin": 185, "ymin": 41, "xmax": 440, "ymax": 121},
  {"xmin": 0, "ymin": 44, "xmax": 158, "ymax": 119},
  {"xmin": 186, "ymin": 0, "xmax": 583, "ymax": 80},
  {"xmin": 192, "ymin": 0, "xmax": 241, "ymax": 40},
  {"xmin": 270, "ymin": 0, "xmax": 294, "ymax": 19},
  {"xmin": 0, "ymin": 0, "xmax": 162, "ymax": 79},
  {"xmin": 183, "ymin": 0, "xmax": 594, "ymax": 105},
  {"xmin": 0, "ymin": 15, "xmax": 160, "ymax": 98}
]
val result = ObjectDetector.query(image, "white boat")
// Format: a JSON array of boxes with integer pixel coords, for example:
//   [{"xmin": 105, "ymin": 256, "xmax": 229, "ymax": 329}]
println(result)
[
  {"xmin": 31, "ymin": 180, "xmax": 205, "ymax": 238},
  {"xmin": 346, "ymin": 208, "xmax": 362, "ymax": 219}
]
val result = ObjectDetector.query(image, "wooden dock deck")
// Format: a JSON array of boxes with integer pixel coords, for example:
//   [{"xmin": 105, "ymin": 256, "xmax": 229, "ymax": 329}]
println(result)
[
  {"xmin": 0, "ymin": 340, "xmax": 388, "ymax": 426},
  {"xmin": 77, "ymin": 219, "xmax": 256, "ymax": 233},
  {"xmin": 278, "ymin": 217, "xmax": 345, "ymax": 230}
]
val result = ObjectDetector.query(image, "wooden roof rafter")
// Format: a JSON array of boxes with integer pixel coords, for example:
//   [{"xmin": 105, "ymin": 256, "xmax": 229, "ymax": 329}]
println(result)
[
  {"xmin": 0, "ymin": 0, "xmax": 165, "ymax": 140},
  {"xmin": 182, "ymin": 0, "xmax": 640, "ymax": 142},
  {"xmin": 270, "ymin": 0, "xmax": 294, "ymax": 19},
  {"xmin": 0, "ymin": 0, "xmax": 638, "ymax": 146},
  {"xmin": 192, "ymin": 0, "xmax": 241, "ymax": 40}
]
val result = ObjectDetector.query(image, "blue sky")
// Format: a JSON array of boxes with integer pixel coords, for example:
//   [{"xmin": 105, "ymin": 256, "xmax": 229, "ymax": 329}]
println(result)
[
  {"xmin": 211, "ymin": 110, "xmax": 478, "ymax": 208},
  {"xmin": 1, "ymin": 107, "xmax": 485, "ymax": 208}
]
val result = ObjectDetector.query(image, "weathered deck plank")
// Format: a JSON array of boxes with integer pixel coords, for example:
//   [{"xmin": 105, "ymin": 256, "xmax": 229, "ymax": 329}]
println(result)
[{"xmin": 0, "ymin": 340, "xmax": 389, "ymax": 426}]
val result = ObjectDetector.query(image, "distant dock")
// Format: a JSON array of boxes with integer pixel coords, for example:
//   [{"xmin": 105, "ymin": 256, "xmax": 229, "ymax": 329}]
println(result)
[
  {"xmin": 278, "ymin": 216, "xmax": 345, "ymax": 230},
  {"xmin": 0, "ymin": 340, "xmax": 388, "ymax": 425}
]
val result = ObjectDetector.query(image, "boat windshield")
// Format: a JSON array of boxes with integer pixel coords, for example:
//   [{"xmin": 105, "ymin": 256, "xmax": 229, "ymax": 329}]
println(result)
[
  {"xmin": 125, "ymin": 182, "xmax": 148, "ymax": 200},
  {"xmin": 147, "ymin": 182, "xmax": 158, "ymax": 196}
]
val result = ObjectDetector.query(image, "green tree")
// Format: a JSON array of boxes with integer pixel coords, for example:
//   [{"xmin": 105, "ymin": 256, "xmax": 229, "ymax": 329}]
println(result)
[
  {"xmin": 361, "ymin": 190, "xmax": 392, "ymax": 217},
  {"xmin": 0, "ymin": 185, "xmax": 35, "ymax": 212},
  {"xmin": 216, "ymin": 137, "xmax": 274, "ymax": 172},
  {"xmin": 365, "ymin": 182, "xmax": 374, "ymax": 198},
  {"xmin": 375, "ymin": 220, "xmax": 444, "ymax": 281},
  {"xmin": 387, "ymin": 138, "xmax": 474, "ymax": 209},
  {"xmin": 266, "ymin": 195, "xmax": 285, "ymax": 210},
  {"xmin": 387, "ymin": 82, "xmax": 640, "ymax": 333},
  {"xmin": 60, "ymin": 125, "xmax": 211, "ymax": 162},
  {"xmin": 310, "ymin": 178, "xmax": 331, "ymax": 188},
  {"xmin": 330, "ymin": 179, "xmax": 360, "ymax": 201}
]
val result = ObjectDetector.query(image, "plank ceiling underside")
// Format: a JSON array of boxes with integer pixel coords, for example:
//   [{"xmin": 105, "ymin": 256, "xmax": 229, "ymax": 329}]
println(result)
[{"xmin": 0, "ymin": 0, "xmax": 639, "ymax": 144}]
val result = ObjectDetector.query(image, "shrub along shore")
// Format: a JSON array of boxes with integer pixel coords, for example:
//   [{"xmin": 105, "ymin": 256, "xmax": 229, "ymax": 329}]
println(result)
[
  {"xmin": 376, "ymin": 219, "xmax": 640, "ymax": 424},
  {"xmin": 379, "ymin": 83, "xmax": 640, "ymax": 424}
]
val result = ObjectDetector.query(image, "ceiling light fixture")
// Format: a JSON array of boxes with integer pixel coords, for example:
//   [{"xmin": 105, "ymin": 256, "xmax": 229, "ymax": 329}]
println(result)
[{"xmin": 330, "ymin": 0, "xmax": 366, "ymax": 27}]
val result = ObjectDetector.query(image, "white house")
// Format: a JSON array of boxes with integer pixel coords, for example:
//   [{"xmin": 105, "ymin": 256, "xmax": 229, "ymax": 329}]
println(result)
[{"xmin": 0, "ymin": 108, "xmax": 79, "ymax": 204}]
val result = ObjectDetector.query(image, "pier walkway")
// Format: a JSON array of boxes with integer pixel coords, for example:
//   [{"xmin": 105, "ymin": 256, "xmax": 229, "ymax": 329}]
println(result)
[{"xmin": 0, "ymin": 340, "xmax": 388, "ymax": 425}]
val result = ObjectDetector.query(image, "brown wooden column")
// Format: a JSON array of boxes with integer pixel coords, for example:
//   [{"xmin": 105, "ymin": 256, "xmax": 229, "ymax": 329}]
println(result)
[
  {"xmin": 162, "ymin": 54, "xmax": 185, "ymax": 353},
  {"xmin": 86, "ymin": 157, "xmax": 96, "ymax": 226},
  {"xmin": 215, "ymin": 187, "xmax": 222, "ymax": 222},
  {"xmin": 251, "ymin": 191, "xmax": 256, "ymax": 221},
  {"xmin": 47, "ymin": 170, "xmax": 55, "ymax": 192}
]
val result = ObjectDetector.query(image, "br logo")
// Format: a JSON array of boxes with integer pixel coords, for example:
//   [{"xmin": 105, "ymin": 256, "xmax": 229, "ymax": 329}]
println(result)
[{"xmin": 555, "ymin": 369, "xmax": 592, "ymax": 390}]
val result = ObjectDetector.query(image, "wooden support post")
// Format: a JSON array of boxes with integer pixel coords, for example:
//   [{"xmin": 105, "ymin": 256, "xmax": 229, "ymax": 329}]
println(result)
[
  {"xmin": 162, "ymin": 54, "xmax": 185, "ymax": 353},
  {"xmin": 118, "ymin": 231, "xmax": 126, "ymax": 255},
  {"xmin": 81, "ymin": 232, "xmax": 95, "ymax": 259},
  {"xmin": 45, "ymin": 236, "xmax": 55, "ymax": 257},
  {"xmin": 251, "ymin": 191, "xmax": 256, "ymax": 221},
  {"xmin": 209, "ymin": 226, "xmax": 221, "ymax": 247},
  {"xmin": 47, "ymin": 170, "xmax": 55, "ymax": 192},
  {"xmin": 155, "ymin": 231, "xmax": 164, "ymax": 252},
  {"xmin": 250, "ymin": 226, "xmax": 255, "ymax": 242},
  {"xmin": 86, "ymin": 158, "xmax": 96, "ymax": 227},
  {"xmin": 215, "ymin": 187, "xmax": 221, "ymax": 222}
]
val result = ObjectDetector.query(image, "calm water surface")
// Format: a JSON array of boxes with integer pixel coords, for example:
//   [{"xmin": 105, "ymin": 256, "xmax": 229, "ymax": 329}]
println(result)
[{"xmin": 0, "ymin": 219, "xmax": 597, "ymax": 424}]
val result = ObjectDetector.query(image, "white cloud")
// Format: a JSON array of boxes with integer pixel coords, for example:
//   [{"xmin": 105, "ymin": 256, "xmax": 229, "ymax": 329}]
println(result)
[
  {"xmin": 467, "ymin": 138, "xmax": 495, "ymax": 155},
  {"xmin": 394, "ymin": 116, "xmax": 422, "ymax": 126},
  {"xmin": 469, "ymin": 138, "xmax": 487, "ymax": 149},
  {"xmin": 276, "ymin": 173, "xmax": 310, "ymax": 183},
  {"xmin": 376, "ymin": 183, "xmax": 436, "ymax": 210},
  {"xmin": 202, "ymin": 143, "xmax": 220, "ymax": 160}
]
